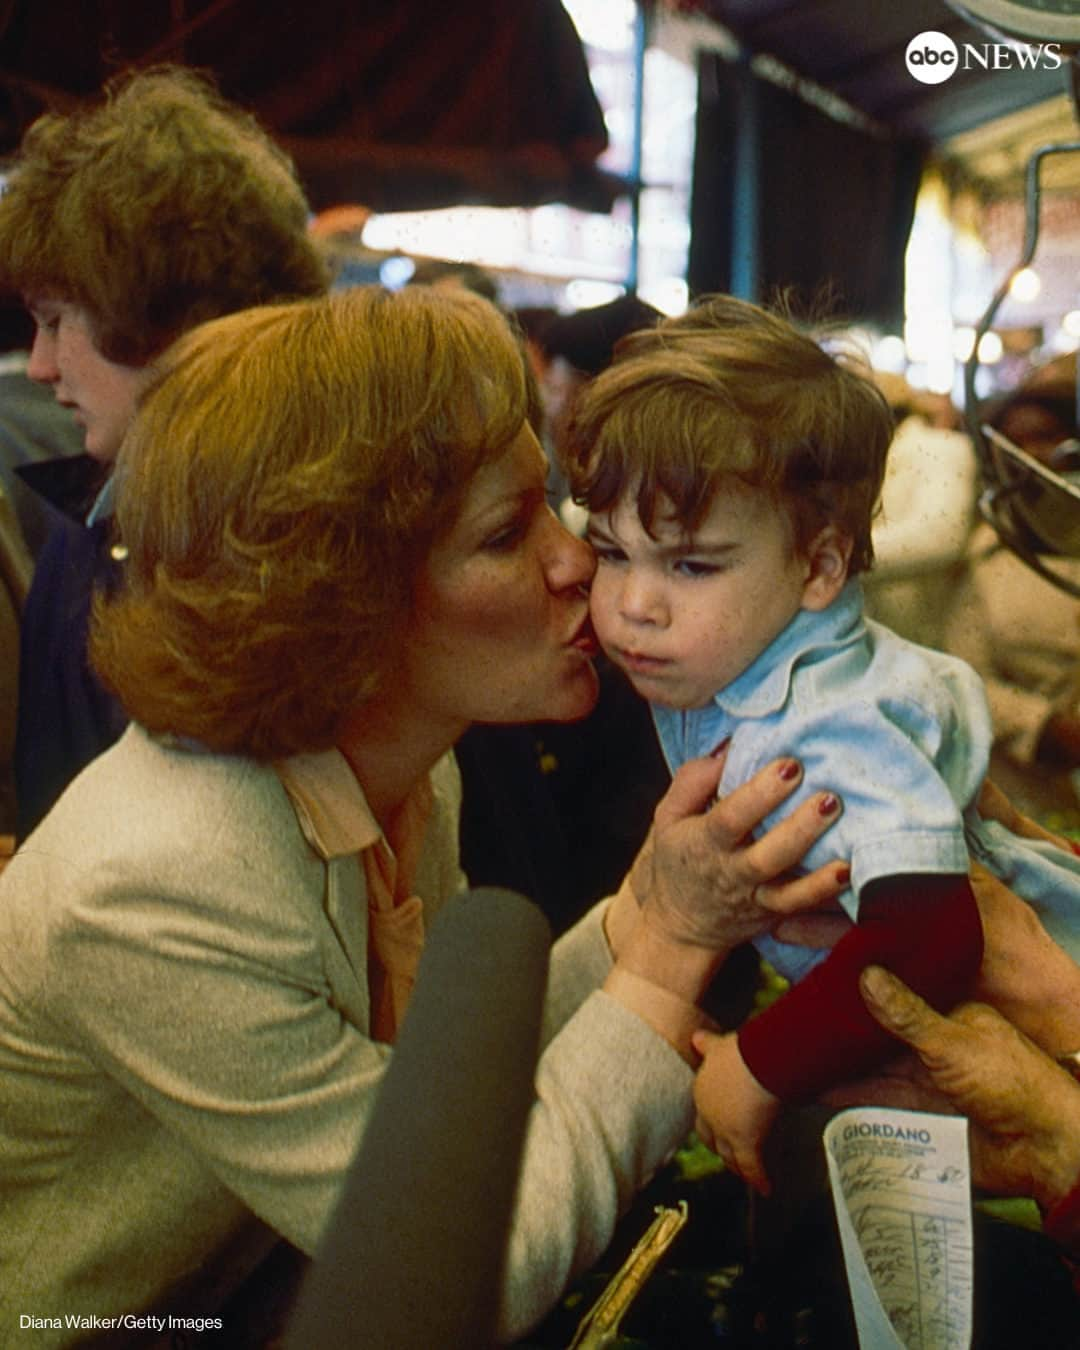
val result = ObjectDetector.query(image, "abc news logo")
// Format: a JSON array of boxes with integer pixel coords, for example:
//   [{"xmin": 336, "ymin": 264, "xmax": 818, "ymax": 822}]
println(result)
[{"xmin": 906, "ymin": 30, "xmax": 1063, "ymax": 85}]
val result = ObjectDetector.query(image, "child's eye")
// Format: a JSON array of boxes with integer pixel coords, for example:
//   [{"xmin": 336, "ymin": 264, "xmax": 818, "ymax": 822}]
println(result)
[
  {"xmin": 590, "ymin": 543, "xmax": 626, "ymax": 565},
  {"xmin": 674, "ymin": 558, "xmax": 720, "ymax": 579}
]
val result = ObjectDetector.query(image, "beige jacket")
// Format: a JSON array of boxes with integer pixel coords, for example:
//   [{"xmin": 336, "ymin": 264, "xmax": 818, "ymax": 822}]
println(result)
[{"xmin": 0, "ymin": 724, "xmax": 692, "ymax": 1346}]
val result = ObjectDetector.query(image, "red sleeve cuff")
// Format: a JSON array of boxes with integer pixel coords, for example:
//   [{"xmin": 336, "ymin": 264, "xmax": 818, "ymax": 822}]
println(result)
[{"xmin": 739, "ymin": 873, "xmax": 982, "ymax": 1102}]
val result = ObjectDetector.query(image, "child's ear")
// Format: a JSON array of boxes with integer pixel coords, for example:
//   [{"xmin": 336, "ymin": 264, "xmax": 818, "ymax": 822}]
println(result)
[{"xmin": 800, "ymin": 525, "xmax": 852, "ymax": 612}]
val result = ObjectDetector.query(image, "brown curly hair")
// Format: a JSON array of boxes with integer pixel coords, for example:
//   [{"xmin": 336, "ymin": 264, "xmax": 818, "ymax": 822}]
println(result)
[
  {"xmin": 0, "ymin": 65, "xmax": 327, "ymax": 364},
  {"xmin": 560, "ymin": 294, "xmax": 894, "ymax": 574},
  {"xmin": 90, "ymin": 286, "xmax": 531, "ymax": 758}
]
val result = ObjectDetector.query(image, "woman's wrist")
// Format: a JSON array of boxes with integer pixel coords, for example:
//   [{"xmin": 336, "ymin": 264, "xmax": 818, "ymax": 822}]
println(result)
[
  {"xmin": 603, "ymin": 965, "xmax": 713, "ymax": 1066},
  {"xmin": 618, "ymin": 908, "xmax": 727, "ymax": 1004},
  {"xmin": 603, "ymin": 910, "xmax": 727, "ymax": 1065},
  {"xmin": 602, "ymin": 875, "xmax": 643, "ymax": 962},
  {"xmin": 603, "ymin": 867, "xmax": 732, "ymax": 990}
]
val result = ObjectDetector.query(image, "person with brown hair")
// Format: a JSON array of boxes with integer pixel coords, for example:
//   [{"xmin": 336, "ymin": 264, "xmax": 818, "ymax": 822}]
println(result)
[
  {"xmin": 0, "ymin": 64, "xmax": 328, "ymax": 840},
  {"xmin": 562, "ymin": 293, "xmax": 1080, "ymax": 1194},
  {"xmin": 0, "ymin": 284, "xmax": 848, "ymax": 1343}
]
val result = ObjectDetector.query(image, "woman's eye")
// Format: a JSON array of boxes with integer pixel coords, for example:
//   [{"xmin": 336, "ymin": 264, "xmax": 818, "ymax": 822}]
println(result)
[{"xmin": 483, "ymin": 520, "xmax": 525, "ymax": 552}]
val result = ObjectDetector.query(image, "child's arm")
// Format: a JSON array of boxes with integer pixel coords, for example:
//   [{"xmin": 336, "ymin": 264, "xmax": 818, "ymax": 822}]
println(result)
[
  {"xmin": 738, "ymin": 872, "xmax": 983, "ymax": 1101},
  {"xmin": 690, "ymin": 874, "xmax": 982, "ymax": 1192}
]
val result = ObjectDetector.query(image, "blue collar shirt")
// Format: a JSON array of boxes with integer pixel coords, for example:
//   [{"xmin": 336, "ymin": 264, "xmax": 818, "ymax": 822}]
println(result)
[{"xmin": 651, "ymin": 580, "xmax": 1080, "ymax": 978}]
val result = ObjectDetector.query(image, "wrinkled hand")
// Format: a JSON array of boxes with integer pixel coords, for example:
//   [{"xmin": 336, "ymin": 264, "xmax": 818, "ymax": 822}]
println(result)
[
  {"xmin": 635, "ymin": 753, "xmax": 847, "ymax": 955},
  {"xmin": 860, "ymin": 965, "xmax": 1080, "ymax": 1211},
  {"xmin": 967, "ymin": 865, "xmax": 1080, "ymax": 1055},
  {"xmin": 690, "ymin": 1029, "xmax": 779, "ymax": 1195}
]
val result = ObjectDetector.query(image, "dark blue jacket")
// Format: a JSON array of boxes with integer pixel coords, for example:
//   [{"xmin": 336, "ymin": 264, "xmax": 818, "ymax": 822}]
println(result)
[{"xmin": 14, "ymin": 455, "xmax": 126, "ymax": 841}]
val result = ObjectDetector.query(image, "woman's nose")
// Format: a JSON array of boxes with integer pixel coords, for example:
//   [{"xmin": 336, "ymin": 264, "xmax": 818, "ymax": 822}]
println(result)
[
  {"xmin": 26, "ymin": 328, "xmax": 59, "ymax": 384},
  {"xmin": 544, "ymin": 509, "xmax": 596, "ymax": 593}
]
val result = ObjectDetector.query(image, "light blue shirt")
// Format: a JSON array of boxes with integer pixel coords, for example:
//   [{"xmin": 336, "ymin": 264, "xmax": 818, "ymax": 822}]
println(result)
[{"xmin": 652, "ymin": 580, "xmax": 1080, "ymax": 979}]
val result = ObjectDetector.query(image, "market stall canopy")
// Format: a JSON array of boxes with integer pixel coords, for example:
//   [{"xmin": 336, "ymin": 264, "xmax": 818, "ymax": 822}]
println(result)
[
  {"xmin": 0, "ymin": 0, "xmax": 623, "ymax": 212},
  {"xmin": 674, "ymin": 0, "xmax": 1080, "ymax": 324},
  {"xmin": 684, "ymin": 1, "xmax": 1069, "ymax": 142}
]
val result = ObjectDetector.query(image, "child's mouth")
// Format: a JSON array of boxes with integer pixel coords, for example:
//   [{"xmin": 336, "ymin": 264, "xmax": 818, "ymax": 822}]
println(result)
[{"xmin": 618, "ymin": 649, "xmax": 670, "ymax": 676}]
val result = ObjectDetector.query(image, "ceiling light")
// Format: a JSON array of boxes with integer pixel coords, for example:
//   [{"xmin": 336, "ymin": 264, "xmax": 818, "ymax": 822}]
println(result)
[{"xmin": 1008, "ymin": 266, "xmax": 1042, "ymax": 302}]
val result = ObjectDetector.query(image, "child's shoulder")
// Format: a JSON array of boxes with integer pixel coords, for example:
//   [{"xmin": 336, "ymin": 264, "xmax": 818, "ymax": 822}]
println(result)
[{"xmin": 793, "ymin": 616, "xmax": 984, "ymax": 719}]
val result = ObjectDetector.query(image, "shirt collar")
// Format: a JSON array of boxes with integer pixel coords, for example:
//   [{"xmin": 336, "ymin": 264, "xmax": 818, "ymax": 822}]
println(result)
[
  {"xmin": 274, "ymin": 748, "xmax": 384, "ymax": 859},
  {"xmin": 710, "ymin": 579, "xmax": 865, "ymax": 719},
  {"xmin": 84, "ymin": 471, "xmax": 116, "ymax": 527}
]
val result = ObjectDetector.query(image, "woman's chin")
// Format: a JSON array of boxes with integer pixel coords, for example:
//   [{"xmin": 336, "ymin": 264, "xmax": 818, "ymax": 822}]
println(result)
[{"xmin": 543, "ymin": 664, "xmax": 601, "ymax": 724}]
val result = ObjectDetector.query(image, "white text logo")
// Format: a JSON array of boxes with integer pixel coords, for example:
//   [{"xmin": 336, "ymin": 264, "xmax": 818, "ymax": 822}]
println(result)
[{"xmin": 906, "ymin": 30, "xmax": 1063, "ymax": 85}]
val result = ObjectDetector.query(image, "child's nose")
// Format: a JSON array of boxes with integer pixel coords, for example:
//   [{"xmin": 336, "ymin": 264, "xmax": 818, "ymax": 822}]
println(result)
[{"xmin": 618, "ymin": 570, "xmax": 666, "ymax": 626}]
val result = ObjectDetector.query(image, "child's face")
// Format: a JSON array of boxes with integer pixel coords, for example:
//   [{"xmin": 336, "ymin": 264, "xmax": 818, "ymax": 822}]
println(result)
[{"xmin": 587, "ymin": 483, "xmax": 812, "ymax": 709}]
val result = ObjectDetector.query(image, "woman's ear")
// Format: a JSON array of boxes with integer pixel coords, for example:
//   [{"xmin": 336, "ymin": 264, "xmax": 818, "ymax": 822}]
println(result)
[{"xmin": 800, "ymin": 525, "xmax": 853, "ymax": 612}]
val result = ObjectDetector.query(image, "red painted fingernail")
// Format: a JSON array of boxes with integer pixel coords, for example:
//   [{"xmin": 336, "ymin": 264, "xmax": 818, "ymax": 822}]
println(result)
[
  {"xmin": 778, "ymin": 758, "xmax": 800, "ymax": 781},
  {"xmin": 710, "ymin": 737, "xmax": 731, "ymax": 758},
  {"xmin": 818, "ymin": 793, "xmax": 840, "ymax": 816},
  {"xmin": 836, "ymin": 865, "xmax": 851, "ymax": 885}
]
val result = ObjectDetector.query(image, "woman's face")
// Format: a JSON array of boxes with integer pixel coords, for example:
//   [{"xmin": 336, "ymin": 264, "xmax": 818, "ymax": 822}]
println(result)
[
  {"xmin": 399, "ymin": 423, "xmax": 599, "ymax": 739},
  {"xmin": 26, "ymin": 298, "xmax": 148, "ymax": 463}
]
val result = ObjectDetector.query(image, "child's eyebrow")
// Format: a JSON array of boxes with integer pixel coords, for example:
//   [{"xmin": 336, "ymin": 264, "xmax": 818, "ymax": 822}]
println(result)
[
  {"xmin": 667, "ymin": 538, "xmax": 740, "ymax": 557},
  {"xmin": 586, "ymin": 517, "xmax": 741, "ymax": 559}
]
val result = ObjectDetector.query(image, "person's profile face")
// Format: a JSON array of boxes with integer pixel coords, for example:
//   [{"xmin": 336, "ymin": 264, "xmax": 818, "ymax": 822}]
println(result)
[
  {"xmin": 396, "ymin": 423, "xmax": 599, "ymax": 736},
  {"xmin": 24, "ymin": 298, "xmax": 148, "ymax": 463}
]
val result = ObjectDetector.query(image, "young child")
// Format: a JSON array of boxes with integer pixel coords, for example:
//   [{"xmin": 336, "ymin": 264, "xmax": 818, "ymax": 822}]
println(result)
[{"xmin": 561, "ymin": 294, "xmax": 1080, "ymax": 1194}]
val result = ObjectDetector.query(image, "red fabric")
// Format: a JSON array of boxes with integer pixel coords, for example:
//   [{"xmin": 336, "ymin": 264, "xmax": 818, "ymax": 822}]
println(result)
[
  {"xmin": 738, "ymin": 873, "xmax": 983, "ymax": 1102},
  {"xmin": 1044, "ymin": 1179, "xmax": 1080, "ymax": 1260},
  {"xmin": 0, "ymin": 0, "xmax": 614, "ymax": 211}
]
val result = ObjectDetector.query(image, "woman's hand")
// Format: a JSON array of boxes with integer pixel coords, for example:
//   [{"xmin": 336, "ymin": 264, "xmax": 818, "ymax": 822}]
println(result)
[
  {"xmin": 604, "ymin": 753, "xmax": 846, "ymax": 1061},
  {"xmin": 615, "ymin": 753, "xmax": 846, "ymax": 1001},
  {"xmin": 859, "ymin": 965, "xmax": 1080, "ymax": 1213},
  {"xmin": 644, "ymin": 753, "xmax": 845, "ymax": 946}
]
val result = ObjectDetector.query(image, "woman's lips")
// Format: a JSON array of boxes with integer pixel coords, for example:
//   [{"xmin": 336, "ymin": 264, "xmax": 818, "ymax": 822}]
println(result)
[
  {"xmin": 570, "ymin": 615, "xmax": 599, "ymax": 655},
  {"xmin": 572, "ymin": 618, "xmax": 599, "ymax": 656}
]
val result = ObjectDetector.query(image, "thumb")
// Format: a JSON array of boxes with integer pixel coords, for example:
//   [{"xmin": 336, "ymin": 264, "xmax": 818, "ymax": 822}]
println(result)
[
  {"xmin": 691, "ymin": 1027, "xmax": 725, "ymax": 1060},
  {"xmin": 737, "ymin": 1142, "xmax": 771, "ymax": 1197},
  {"xmin": 859, "ymin": 965, "xmax": 945, "ymax": 1052},
  {"xmin": 654, "ymin": 756, "xmax": 725, "ymax": 829}
]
